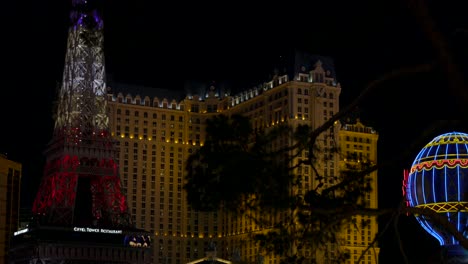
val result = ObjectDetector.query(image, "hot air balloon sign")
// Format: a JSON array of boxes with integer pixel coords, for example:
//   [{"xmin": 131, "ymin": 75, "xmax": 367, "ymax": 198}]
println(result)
[{"xmin": 405, "ymin": 132, "xmax": 468, "ymax": 261}]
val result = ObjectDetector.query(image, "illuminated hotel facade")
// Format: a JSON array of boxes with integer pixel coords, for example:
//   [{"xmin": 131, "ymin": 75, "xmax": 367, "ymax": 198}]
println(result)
[
  {"xmin": 338, "ymin": 120, "xmax": 380, "ymax": 263},
  {"xmin": 0, "ymin": 154, "xmax": 21, "ymax": 264},
  {"xmin": 106, "ymin": 52, "xmax": 380, "ymax": 264}
]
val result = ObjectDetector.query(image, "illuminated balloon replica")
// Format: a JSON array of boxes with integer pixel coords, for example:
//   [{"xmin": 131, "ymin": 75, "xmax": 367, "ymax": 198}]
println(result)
[{"xmin": 404, "ymin": 132, "xmax": 468, "ymax": 263}]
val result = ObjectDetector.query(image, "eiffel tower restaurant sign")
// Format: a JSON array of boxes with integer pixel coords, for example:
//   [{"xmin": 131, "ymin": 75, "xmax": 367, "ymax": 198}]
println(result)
[{"xmin": 73, "ymin": 226, "xmax": 123, "ymax": 234}]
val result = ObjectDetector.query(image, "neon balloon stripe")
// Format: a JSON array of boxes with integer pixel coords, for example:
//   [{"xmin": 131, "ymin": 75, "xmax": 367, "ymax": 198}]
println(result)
[
  {"xmin": 422, "ymin": 168, "xmax": 427, "ymax": 204},
  {"xmin": 411, "ymin": 159, "xmax": 468, "ymax": 173},
  {"xmin": 432, "ymin": 167, "xmax": 436, "ymax": 203}
]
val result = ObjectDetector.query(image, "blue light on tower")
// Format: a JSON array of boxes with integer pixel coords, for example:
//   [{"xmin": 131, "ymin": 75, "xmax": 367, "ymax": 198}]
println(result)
[{"xmin": 405, "ymin": 132, "xmax": 468, "ymax": 263}]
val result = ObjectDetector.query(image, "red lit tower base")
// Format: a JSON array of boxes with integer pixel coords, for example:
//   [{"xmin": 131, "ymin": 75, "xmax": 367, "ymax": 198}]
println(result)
[{"xmin": 32, "ymin": 128, "xmax": 129, "ymax": 227}]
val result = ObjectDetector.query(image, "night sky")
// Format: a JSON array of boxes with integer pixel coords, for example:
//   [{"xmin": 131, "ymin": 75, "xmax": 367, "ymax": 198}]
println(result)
[{"xmin": 3, "ymin": 0, "xmax": 468, "ymax": 263}]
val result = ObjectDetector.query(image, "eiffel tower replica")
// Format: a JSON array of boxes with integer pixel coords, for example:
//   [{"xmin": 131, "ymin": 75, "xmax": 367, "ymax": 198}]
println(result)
[{"xmin": 9, "ymin": 0, "xmax": 152, "ymax": 263}]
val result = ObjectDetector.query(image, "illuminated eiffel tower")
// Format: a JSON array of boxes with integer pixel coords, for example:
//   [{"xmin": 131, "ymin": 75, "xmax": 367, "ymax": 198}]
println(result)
[
  {"xmin": 9, "ymin": 0, "xmax": 152, "ymax": 263},
  {"xmin": 32, "ymin": 0, "xmax": 128, "ymax": 228}
]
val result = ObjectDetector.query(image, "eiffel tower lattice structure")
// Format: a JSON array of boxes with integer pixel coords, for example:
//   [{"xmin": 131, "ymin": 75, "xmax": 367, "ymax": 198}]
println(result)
[
  {"xmin": 9, "ymin": 0, "xmax": 152, "ymax": 263},
  {"xmin": 31, "ymin": 0, "xmax": 131, "ymax": 228}
]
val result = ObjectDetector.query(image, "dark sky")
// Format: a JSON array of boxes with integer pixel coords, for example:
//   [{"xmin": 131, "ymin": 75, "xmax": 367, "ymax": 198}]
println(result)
[{"xmin": 3, "ymin": 0, "xmax": 468, "ymax": 263}]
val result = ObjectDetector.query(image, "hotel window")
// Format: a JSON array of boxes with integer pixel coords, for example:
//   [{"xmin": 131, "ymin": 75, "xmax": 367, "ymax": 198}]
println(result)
[
  {"xmin": 207, "ymin": 105, "xmax": 214, "ymax": 113},
  {"xmin": 135, "ymin": 111, "xmax": 139, "ymax": 117}
]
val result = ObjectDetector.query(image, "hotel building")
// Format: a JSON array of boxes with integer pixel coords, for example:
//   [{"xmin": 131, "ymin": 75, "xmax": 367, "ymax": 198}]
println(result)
[
  {"xmin": 106, "ymin": 52, "xmax": 380, "ymax": 264},
  {"xmin": 339, "ymin": 120, "xmax": 379, "ymax": 263},
  {"xmin": 0, "ymin": 154, "xmax": 21, "ymax": 264}
]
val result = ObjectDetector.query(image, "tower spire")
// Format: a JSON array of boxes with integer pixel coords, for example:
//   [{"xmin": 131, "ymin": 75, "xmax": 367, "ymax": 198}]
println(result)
[
  {"xmin": 55, "ymin": 0, "xmax": 107, "ymax": 132},
  {"xmin": 32, "ymin": 0, "xmax": 131, "ymax": 228}
]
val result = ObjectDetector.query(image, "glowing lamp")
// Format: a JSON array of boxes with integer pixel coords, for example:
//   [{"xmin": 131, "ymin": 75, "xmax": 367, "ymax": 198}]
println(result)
[{"xmin": 405, "ymin": 132, "xmax": 468, "ymax": 261}]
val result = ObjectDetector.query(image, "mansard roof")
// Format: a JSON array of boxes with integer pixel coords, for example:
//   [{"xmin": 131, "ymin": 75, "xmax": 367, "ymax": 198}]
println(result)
[
  {"xmin": 107, "ymin": 81, "xmax": 187, "ymax": 102},
  {"xmin": 265, "ymin": 49, "xmax": 337, "ymax": 82}
]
